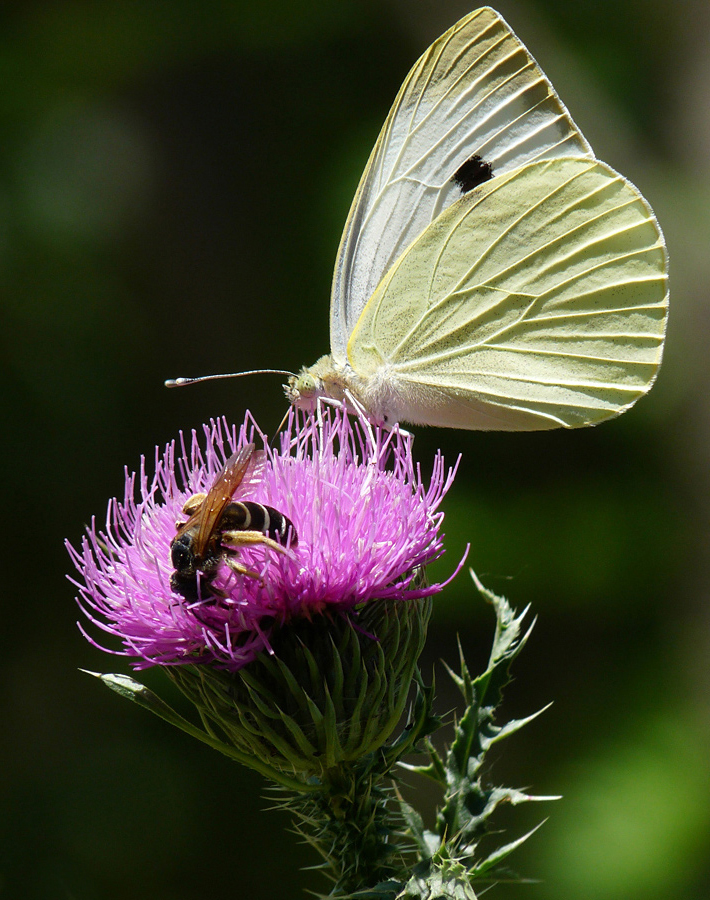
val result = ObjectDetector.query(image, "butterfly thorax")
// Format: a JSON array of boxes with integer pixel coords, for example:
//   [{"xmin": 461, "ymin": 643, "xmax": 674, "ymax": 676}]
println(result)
[{"xmin": 286, "ymin": 354, "xmax": 404, "ymax": 427}]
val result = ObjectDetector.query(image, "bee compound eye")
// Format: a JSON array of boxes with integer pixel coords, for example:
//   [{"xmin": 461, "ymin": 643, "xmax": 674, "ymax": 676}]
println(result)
[{"xmin": 170, "ymin": 538, "xmax": 193, "ymax": 572}]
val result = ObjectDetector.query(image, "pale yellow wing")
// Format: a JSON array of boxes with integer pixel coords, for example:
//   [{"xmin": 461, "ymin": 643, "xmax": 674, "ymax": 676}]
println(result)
[
  {"xmin": 330, "ymin": 7, "xmax": 593, "ymax": 362},
  {"xmin": 346, "ymin": 157, "xmax": 668, "ymax": 431}
]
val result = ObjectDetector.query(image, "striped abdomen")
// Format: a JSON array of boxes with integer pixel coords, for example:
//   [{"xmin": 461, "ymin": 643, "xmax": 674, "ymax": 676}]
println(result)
[{"xmin": 221, "ymin": 501, "xmax": 297, "ymax": 545}]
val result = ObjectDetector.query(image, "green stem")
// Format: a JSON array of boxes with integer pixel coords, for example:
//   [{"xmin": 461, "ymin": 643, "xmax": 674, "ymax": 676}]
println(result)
[{"xmin": 288, "ymin": 762, "xmax": 403, "ymax": 896}]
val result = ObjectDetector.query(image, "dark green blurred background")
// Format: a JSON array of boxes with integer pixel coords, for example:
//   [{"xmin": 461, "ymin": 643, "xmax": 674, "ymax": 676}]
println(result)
[{"xmin": 2, "ymin": 1, "xmax": 708, "ymax": 897}]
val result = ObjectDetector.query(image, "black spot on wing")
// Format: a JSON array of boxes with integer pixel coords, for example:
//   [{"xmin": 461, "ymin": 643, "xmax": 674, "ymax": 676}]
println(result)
[{"xmin": 452, "ymin": 154, "xmax": 494, "ymax": 193}]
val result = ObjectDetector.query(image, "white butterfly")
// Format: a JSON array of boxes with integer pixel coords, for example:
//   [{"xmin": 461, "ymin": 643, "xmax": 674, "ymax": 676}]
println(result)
[
  {"xmin": 170, "ymin": 7, "xmax": 668, "ymax": 432},
  {"xmin": 285, "ymin": 7, "xmax": 668, "ymax": 431}
]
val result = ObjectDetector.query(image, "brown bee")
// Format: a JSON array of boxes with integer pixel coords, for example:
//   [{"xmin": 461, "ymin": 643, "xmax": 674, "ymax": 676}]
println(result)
[{"xmin": 170, "ymin": 443, "xmax": 297, "ymax": 601}]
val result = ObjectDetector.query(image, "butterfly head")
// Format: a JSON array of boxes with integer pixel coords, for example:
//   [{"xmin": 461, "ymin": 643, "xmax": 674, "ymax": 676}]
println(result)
[
  {"xmin": 285, "ymin": 369, "xmax": 320, "ymax": 406},
  {"xmin": 284, "ymin": 355, "xmax": 349, "ymax": 410}
]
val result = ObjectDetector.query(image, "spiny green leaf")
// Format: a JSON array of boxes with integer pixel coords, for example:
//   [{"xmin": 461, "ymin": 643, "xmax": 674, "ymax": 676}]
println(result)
[
  {"xmin": 399, "ymin": 735, "xmax": 446, "ymax": 785},
  {"xmin": 470, "ymin": 571, "xmax": 535, "ymax": 714},
  {"xmin": 483, "ymin": 704, "xmax": 553, "ymax": 749},
  {"xmin": 467, "ymin": 820, "xmax": 548, "ymax": 879},
  {"xmin": 397, "ymin": 854, "xmax": 479, "ymax": 900},
  {"xmin": 320, "ymin": 880, "xmax": 403, "ymax": 900}
]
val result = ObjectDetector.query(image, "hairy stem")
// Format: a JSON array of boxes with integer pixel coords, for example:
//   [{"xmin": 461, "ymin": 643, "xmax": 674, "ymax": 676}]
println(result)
[{"xmin": 287, "ymin": 763, "xmax": 404, "ymax": 896}]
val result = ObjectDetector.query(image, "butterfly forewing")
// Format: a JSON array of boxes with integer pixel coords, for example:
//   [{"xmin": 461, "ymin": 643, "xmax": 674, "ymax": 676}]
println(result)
[
  {"xmin": 331, "ymin": 6, "xmax": 593, "ymax": 359},
  {"xmin": 347, "ymin": 157, "xmax": 668, "ymax": 430}
]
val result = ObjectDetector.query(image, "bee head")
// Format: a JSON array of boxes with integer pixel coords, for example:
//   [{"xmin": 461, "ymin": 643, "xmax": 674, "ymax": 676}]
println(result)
[{"xmin": 171, "ymin": 534, "xmax": 196, "ymax": 576}]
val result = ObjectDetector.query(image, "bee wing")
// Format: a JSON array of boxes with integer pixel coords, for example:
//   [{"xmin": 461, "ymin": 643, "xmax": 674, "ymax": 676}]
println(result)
[
  {"xmin": 330, "ymin": 7, "xmax": 592, "ymax": 362},
  {"xmin": 233, "ymin": 448, "xmax": 267, "ymax": 499},
  {"xmin": 194, "ymin": 443, "xmax": 256, "ymax": 552},
  {"xmin": 347, "ymin": 158, "xmax": 668, "ymax": 430}
]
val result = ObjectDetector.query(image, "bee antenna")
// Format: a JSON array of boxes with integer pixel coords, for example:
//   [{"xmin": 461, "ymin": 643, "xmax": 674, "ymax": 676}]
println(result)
[{"xmin": 165, "ymin": 369, "xmax": 296, "ymax": 388}]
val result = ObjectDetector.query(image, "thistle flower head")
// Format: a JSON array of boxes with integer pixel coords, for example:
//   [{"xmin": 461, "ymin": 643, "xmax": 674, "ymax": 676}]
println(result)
[{"xmin": 69, "ymin": 406, "xmax": 458, "ymax": 674}]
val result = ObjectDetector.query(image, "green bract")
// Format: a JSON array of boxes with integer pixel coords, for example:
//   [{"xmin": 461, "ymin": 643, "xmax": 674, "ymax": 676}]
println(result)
[{"xmin": 168, "ymin": 595, "xmax": 432, "ymax": 779}]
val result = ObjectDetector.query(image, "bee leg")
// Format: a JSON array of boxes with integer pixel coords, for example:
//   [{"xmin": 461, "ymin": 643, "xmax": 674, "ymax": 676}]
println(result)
[
  {"xmin": 221, "ymin": 530, "xmax": 296, "ymax": 558},
  {"xmin": 223, "ymin": 554, "xmax": 264, "ymax": 583}
]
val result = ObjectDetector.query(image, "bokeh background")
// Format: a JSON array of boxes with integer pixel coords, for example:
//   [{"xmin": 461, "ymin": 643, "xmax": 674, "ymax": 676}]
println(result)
[{"xmin": 2, "ymin": 0, "xmax": 708, "ymax": 897}]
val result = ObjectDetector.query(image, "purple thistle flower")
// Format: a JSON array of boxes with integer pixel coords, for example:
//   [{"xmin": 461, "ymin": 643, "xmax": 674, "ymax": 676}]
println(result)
[{"xmin": 68, "ymin": 405, "xmax": 459, "ymax": 672}]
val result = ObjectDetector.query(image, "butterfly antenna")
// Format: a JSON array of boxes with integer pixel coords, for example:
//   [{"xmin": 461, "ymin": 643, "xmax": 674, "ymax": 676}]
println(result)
[{"xmin": 165, "ymin": 369, "xmax": 296, "ymax": 388}]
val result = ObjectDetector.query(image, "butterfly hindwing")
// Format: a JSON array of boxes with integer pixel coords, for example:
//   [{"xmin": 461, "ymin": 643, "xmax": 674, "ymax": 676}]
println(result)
[{"xmin": 346, "ymin": 157, "xmax": 668, "ymax": 430}]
